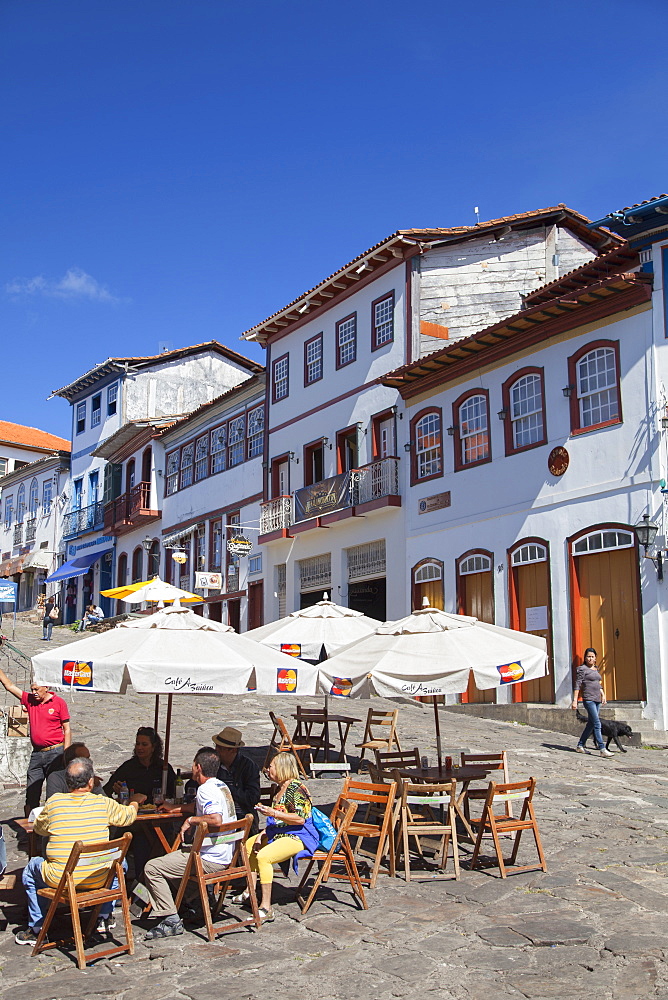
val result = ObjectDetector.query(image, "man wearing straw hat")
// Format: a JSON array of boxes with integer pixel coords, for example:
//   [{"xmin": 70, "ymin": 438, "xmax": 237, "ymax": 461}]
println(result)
[{"xmin": 212, "ymin": 727, "xmax": 260, "ymax": 833}]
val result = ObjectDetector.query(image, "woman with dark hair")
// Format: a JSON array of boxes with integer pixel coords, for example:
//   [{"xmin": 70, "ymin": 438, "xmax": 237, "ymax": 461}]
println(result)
[
  {"xmin": 571, "ymin": 648, "xmax": 614, "ymax": 757},
  {"xmin": 104, "ymin": 727, "xmax": 176, "ymax": 800}
]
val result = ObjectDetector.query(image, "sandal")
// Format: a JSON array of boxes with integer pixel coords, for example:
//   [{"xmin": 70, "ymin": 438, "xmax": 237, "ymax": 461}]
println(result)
[
  {"xmin": 230, "ymin": 889, "xmax": 251, "ymax": 905},
  {"xmin": 258, "ymin": 907, "xmax": 274, "ymax": 923}
]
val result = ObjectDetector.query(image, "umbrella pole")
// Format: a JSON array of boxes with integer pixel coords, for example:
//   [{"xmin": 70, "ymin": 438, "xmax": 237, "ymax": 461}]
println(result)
[
  {"xmin": 154, "ymin": 694, "xmax": 160, "ymax": 732},
  {"xmin": 162, "ymin": 694, "xmax": 173, "ymax": 794},
  {"xmin": 433, "ymin": 698, "xmax": 443, "ymax": 774}
]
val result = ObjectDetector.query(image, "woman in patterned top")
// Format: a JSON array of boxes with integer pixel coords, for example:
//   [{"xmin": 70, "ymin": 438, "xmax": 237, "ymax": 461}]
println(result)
[{"xmin": 234, "ymin": 752, "xmax": 316, "ymax": 922}]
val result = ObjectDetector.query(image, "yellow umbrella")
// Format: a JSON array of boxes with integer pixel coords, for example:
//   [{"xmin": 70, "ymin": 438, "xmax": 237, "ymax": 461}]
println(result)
[{"xmin": 100, "ymin": 576, "xmax": 200, "ymax": 603}]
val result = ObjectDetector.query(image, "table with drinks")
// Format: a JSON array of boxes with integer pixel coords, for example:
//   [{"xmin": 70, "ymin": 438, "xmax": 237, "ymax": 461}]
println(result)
[{"xmin": 119, "ymin": 767, "xmax": 190, "ymax": 854}]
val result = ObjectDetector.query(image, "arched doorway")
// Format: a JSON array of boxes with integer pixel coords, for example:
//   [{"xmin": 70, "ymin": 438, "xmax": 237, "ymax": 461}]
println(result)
[
  {"xmin": 508, "ymin": 539, "xmax": 554, "ymax": 703},
  {"xmin": 569, "ymin": 525, "xmax": 644, "ymax": 701},
  {"xmin": 457, "ymin": 551, "xmax": 495, "ymax": 704},
  {"xmin": 412, "ymin": 559, "xmax": 444, "ymax": 610}
]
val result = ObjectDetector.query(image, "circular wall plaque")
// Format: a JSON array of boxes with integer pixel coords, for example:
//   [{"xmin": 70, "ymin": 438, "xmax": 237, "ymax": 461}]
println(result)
[{"xmin": 548, "ymin": 446, "xmax": 569, "ymax": 476}]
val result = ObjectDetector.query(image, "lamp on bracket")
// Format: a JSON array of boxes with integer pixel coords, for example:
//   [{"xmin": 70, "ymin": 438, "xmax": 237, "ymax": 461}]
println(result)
[
  {"xmin": 562, "ymin": 385, "xmax": 574, "ymax": 398},
  {"xmin": 633, "ymin": 513, "xmax": 663, "ymax": 582}
]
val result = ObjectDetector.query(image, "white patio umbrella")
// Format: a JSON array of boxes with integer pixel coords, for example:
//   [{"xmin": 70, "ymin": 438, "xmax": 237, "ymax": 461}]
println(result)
[
  {"xmin": 254, "ymin": 603, "xmax": 548, "ymax": 769},
  {"xmin": 246, "ymin": 593, "xmax": 380, "ymax": 664},
  {"xmin": 120, "ymin": 578, "xmax": 202, "ymax": 604}
]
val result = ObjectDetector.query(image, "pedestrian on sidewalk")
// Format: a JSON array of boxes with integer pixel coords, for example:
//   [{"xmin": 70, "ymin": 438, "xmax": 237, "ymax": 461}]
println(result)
[
  {"xmin": 0, "ymin": 670, "xmax": 71, "ymax": 814},
  {"xmin": 41, "ymin": 599, "xmax": 58, "ymax": 641},
  {"xmin": 572, "ymin": 648, "xmax": 614, "ymax": 757}
]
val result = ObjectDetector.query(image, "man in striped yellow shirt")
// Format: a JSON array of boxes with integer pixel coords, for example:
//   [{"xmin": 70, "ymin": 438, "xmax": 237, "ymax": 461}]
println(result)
[{"xmin": 17, "ymin": 757, "xmax": 145, "ymax": 946}]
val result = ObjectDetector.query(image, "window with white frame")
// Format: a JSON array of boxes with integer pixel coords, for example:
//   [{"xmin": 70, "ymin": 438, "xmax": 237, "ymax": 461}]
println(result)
[
  {"xmin": 166, "ymin": 451, "xmax": 179, "ymax": 495},
  {"xmin": 42, "ymin": 480, "xmax": 53, "ymax": 515},
  {"xmin": 0, "ymin": 458, "xmax": 7, "ymax": 477},
  {"xmin": 336, "ymin": 315, "xmax": 357, "ymax": 368},
  {"xmin": 415, "ymin": 411, "xmax": 442, "ymax": 479},
  {"xmin": 210, "ymin": 425, "xmax": 227, "ymax": 474},
  {"xmin": 459, "ymin": 553, "xmax": 492, "ymax": 575},
  {"xmin": 194, "ymin": 435, "xmax": 208, "ymax": 482},
  {"xmin": 4, "ymin": 495, "xmax": 13, "ymax": 527},
  {"xmin": 29, "ymin": 479, "xmax": 39, "ymax": 517},
  {"xmin": 573, "ymin": 529, "xmax": 633, "ymax": 554},
  {"xmin": 76, "ymin": 402, "xmax": 86, "ymax": 434},
  {"xmin": 577, "ymin": 347, "xmax": 619, "ymax": 428},
  {"xmin": 304, "ymin": 334, "xmax": 323, "ymax": 385},
  {"xmin": 510, "ymin": 374, "xmax": 543, "ymax": 448},
  {"xmin": 414, "ymin": 561, "xmax": 442, "ymax": 583},
  {"xmin": 91, "ymin": 394, "xmax": 101, "ymax": 428},
  {"xmin": 107, "ymin": 383, "xmax": 118, "ymax": 416},
  {"xmin": 273, "ymin": 355, "xmax": 289, "ymax": 401},
  {"xmin": 459, "ymin": 394, "xmax": 489, "ymax": 465},
  {"xmin": 372, "ymin": 293, "xmax": 394, "ymax": 349},
  {"xmin": 228, "ymin": 415, "xmax": 245, "ymax": 467},
  {"xmin": 180, "ymin": 443, "xmax": 194, "ymax": 489},
  {"xmin": 249, "ymin": 554, "xmax": 262, "ymax": 575},
  {"xmin": 511, "ymin": 543, "xmax": 547, "ymax": 565},
  {"xmin": 247, "ymin": 406, "xmax": 264, "ymax": 459},
  {"xmin": 16, "ymin": 485, "xmax": 25, "ymax": 523}
]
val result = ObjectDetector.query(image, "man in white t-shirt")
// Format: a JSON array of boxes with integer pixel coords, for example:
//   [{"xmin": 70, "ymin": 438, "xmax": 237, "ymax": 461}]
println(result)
[{"xmin": 143, "ymin": 747, "xmax": 236, "ymax": 939}]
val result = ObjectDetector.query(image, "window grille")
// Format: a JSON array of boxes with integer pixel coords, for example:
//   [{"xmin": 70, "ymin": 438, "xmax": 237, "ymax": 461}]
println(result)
[
  {"xmin": 511, "ymin": 543, "xmax": 547, "ymax": 565},
  {"xmin": 276, "ymin": 563, "xmax": 286, "ymax": 618},
  {"xmin": 347, "ymin": 540, "xmax": 386, "ymax": 581},
  {"xmin": 299, "ymin": 553, "xmax": 331, "ymax": 592},
  {"xmin": 247, "ymin": 406, "xmax": 264, "ymax": 459},
  {"xmin": 210, "ymin": 425, "xmax": 227, "ymax": 474},
  {"xmin": 228, "ymin": 415, "xmax": 245, "ymax": 467},
  {"xmin": 573, "ymin": 530, "xmax": 633, "ymax": 554},
  {"xmin": 180, "ymin": 443, "xmax": 194, "ymax": 490},
  {"xmin": 166, "ymin": 452, "xmax": 180, "ymax": 495},
  {"xmin": 194, "ymin": 435, "xmax": 208, "ymax": 482},
  {"xmin": 459, "ymin": 553, "xmax": 492, "ymax": 575}
]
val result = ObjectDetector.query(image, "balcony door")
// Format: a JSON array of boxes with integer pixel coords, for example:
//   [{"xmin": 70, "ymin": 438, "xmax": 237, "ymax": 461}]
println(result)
[
  {"xmin": 142, "ymin": 447, "xmax": 152, "ymax": 484},
  {"xmin": 337, "ymin": 427, "xmax": 358, "ymax": 472},
  {"xmin": 304, "ymin": 441, "xmax": 325, "ymax": 486},
  {"xmin": 372, "ymin": 412, "xmax": 396, "ymax": 460},
  {"xmin": 126, "ymin": 460, "xmax": 135, "ymax": 493}
]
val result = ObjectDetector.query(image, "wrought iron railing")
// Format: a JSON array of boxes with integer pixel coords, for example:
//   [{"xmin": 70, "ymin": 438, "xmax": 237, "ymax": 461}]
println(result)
[
  {"xmin": 104, "ymin": 482, "xmax": 152, "ymax": 531},
  {"xmin": 259, "ymin": 495, "xmax": 293, "ymax": 534},
  {"xmin": 13, "ymin": 523, "xmax": 23, "ymax": 546},
  {"xmin": 63, "ymin": 501, "xmax": 104, "ymax": 538},
  {"xmin": 355, "ymin": 457, "xmax": 400, "ymax": 504},
  {"xmin": 25, "ymin": 519, "xmax": 37, "ymax": 542}
]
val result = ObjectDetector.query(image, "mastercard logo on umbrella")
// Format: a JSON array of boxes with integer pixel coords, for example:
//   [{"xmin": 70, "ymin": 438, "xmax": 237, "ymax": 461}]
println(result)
[
  {"xmin": 280, "ymin": 643, "xmax": 302, "ymax": 658},
  {"xmin": 62, "ymin": 660, "xmax": 93, "ymax": 687},
  {"xmin": 496, "ymin": 661, "xmax": 524, "ymax": 684},
  {"xmin": 277, "ymin": 667, "xmax": 298, "ymax": 692},
  {"xmin": 330, "ymin": 677, "xmax": 353, "ymax": 697}
]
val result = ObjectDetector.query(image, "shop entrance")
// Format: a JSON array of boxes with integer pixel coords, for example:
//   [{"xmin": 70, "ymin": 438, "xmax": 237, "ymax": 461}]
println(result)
[{"xmin": 348, "ymin": 578, "xmax": 386, "ymax": 622}]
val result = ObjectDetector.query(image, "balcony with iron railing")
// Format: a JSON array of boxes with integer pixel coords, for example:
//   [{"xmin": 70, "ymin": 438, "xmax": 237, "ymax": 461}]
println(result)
[
  {"xmin": 63, "ymin": 501, "xmax": 105, "ymax": 539},
  {"xmin": 260, "ymin": 457, "xmax": 401, "ymax": 539},
  {"xmin": 13, "ymin": 522, "xmax": 23, "ymax": 546},
  {"xmin": 25, "ymin": 518, "xmax": 37, "ymax": 543},
  {"xmin": 104, "ymin": 482, "xmax": 159, "ymax": 535}
]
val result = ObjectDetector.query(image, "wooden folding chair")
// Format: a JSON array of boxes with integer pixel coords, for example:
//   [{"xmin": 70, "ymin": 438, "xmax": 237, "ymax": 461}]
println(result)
[
  {"xmin": 173, "ymin": 814, "xmax": 261, "ymax": 940},
  {"xmin": 470, "ymin": 778, "xmax": 547, "ymax": 878},
  {"xmin": 340, "ymin": 776, "xmax": 397, "ymax": 887},
  {"xmin": 356, "ymin": 709, "xmax": 401, "ymax": 764},
  {"xmin": 394, "ymin": 779, "xmax": 460, "ymax": 882},
  {"xmin": 461, "ymin": 751, "xmax": 512, "ymax": 828},
  {"xmin": 292, "ymin": 706, "xmax": 334, "ymax": 761},
  {"xmin": 295, "ymin": 798, "xmax": 368, "ymax": 914},
  {"xmin": 262, "ymin": 711, "xmax": 312, "ymax": 778},
  {"xmin": 32, "ymin": 832, "xmax": 133, "ymax": 970},
  {"xmin": 374, "ymin": 747, "xmax": 421, "ymax": 773}
]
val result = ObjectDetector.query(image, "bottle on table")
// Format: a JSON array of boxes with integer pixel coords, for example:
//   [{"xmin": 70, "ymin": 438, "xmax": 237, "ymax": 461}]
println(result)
[
  {"xmin": 119, "ymin": 782, "xmax": 130, "ymax": 806},
  {"xmin": 175, "ymin": 769, "xmax": 184, "ymax": 805}
]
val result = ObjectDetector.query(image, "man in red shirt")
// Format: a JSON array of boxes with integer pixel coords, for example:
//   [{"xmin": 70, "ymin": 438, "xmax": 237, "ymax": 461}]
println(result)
[{"xmin": 0, "ymin": 670, "xmax": 71, "ymax": 815}]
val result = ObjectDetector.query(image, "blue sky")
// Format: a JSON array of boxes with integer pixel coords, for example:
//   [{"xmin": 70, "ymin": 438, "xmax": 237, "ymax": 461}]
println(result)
[{"xmin": 2, "ymin": 0, "xmax": 666, "ymax": 438}]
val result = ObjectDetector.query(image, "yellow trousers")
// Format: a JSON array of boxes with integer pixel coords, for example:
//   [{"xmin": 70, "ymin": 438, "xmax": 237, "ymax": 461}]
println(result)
[{"xmin": 247, "ymin": 833, "xmax": 303, "ymax": 885}]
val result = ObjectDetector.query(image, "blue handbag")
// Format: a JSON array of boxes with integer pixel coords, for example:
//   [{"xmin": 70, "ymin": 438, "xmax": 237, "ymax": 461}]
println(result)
[{"xmin": 310, "ymin": 807, "xmax": 337, "ymax": 851}]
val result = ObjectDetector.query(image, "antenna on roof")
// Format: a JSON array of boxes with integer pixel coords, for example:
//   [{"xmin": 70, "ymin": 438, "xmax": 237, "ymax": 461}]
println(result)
[
  {"xmin": 158, "ymin": 341, "xmax": 173, "ymax": 353},
  {"xmin": 474, "ymin": 206, "xmax": 480, "ymax": 224}
]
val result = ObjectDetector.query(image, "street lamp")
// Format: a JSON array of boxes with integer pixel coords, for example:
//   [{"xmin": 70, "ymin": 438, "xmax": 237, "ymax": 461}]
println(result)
[
  {"xmin": 634, "ymin": 513, "xmax": 663, "ymax": 582},
  {"xmin": 141, "ymin": 535, "xmax": 152, "ymax": 552}
]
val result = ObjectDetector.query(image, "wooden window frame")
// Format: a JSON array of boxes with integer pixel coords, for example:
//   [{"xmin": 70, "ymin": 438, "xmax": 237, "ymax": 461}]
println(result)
[
  {"xmin": 209, "ymin": 517, "xmax": 223, "ymax": 571},
  {"xmin": 179, "ymin": 441, "xmax": 195, "ymax": 490},
  {"xmin": 452, "ymin": 388, "xmax": 492, "ymax": 472},
  {"xmin": 335, "ymin": 312, "xmax": 357, "ymax": 370},
  {"xmin": 501, "ymin": 366, "xmax": 547, "ymax": 456},
  {"xmin": 209, "ymin": 423, "xmax": 227, "ymax": 477},
  {"xmin": 247, "ymin": 405, "xmax": 264, "ymax": 460},
  {"xmin": 336, "ymin": 425, "xmax": 359, "ymax": 474},
  {"xmin": 371, "ymin": 408, "xmax": 397, "ymax": 460},
  {"xmin": 303, "ymin": 439, "xmax": 326, "ymax": 487},
  {"xmin": 165, "ymin": 449, "xmax": 180, "ymax": 497},
  {"xmin": 410, "ymin": 406, "xmax": 443, "ymax": 486},
  {"xmin": 272, "ymin": 353, "xmax": 289, "ymax": 403},
  {"xmin": 371, "ymin": 291, "xmax": 395, "ymax": 351},
  {"xmin": 76, "ymin": 401, "xmax": 86, "ymax": 435},
  {"xmin": 304, "ymin": 333, "xmax": 324, "ymax": 386},
  {"xmin": 227, "ymin": 413, "xmax": 246, "ymax": 468},
  {"xmin": 567, "ymin": 339, "xmax": 622, "ymax": 436},
  {"xmin": 270, "ymin": 454, "xmax": 291, "ymax": 499}
]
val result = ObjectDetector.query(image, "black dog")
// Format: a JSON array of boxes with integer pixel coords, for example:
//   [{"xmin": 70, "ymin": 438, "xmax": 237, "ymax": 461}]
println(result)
[{"xmin": 576, "ymin": 710, "xmax": 633, "ymax": 752}]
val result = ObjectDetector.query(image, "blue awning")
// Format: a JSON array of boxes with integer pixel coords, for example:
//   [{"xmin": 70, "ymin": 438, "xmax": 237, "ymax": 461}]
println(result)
[{"xmin": 46, "ymin": 548, "xmax": 113, "ymax": 583}]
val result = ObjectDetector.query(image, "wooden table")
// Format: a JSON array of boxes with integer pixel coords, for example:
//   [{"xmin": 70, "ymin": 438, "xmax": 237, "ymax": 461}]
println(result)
[
  {"xmin": 132, "ymin": 806, "xmax": 183, "ymax": 853},
  {"xmin": 291, "ymin": 712, "xmax": 361, "ymax": 763},
  {"xmin": 396, "ymin": 764, "xmax": 490, "ymax": 842}
]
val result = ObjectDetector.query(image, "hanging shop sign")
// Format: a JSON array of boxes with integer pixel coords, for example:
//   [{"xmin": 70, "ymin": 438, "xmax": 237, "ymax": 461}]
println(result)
[
  {"xmin": 226, "ymin": 534, "xmax": 252, "ymax": 556},
  {"xmin": 548, "ymin": 446, "xmax": 569, "ymax": 477},
  {"xmin": 195, "ymin": 572, "xmax": 223, "ymax": 590}
]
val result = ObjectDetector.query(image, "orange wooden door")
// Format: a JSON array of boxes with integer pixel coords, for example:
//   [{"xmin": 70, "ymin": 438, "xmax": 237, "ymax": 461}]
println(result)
[
  {"xmin": 461, "ymin": 570, "xmax": 495, "ymax": 704},
  {"xmin": 574, "ymin": 547, "xmax": 643, "ymax": 701},
  {"xmin": 512, "ymin": 560, "xmax": 554, "ymax": 703}
]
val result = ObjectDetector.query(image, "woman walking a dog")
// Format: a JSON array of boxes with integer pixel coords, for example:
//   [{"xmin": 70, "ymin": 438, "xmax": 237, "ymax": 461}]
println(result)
[{"xmin": 572, "ymin": 648, "xmax": 614, "ymax": 757}]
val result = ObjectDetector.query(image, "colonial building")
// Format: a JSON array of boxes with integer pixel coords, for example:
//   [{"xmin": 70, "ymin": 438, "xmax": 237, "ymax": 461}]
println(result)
[
  {"xmin": 247, "ymin": 207, "xmax": 613, "ymax": 625},
  {"xmin": 0, "ymin": 421, "xmax": 69, "ymax": 479},
  {"xmin": 48, "ymin": 342, "xmax": 263, "ymax": 621}
]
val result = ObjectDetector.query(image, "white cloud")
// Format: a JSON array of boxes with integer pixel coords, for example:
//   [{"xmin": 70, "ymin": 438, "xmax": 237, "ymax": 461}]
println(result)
[{"xmin": 5, "ymin": 267, "xmax": 122, "ymax": 304}]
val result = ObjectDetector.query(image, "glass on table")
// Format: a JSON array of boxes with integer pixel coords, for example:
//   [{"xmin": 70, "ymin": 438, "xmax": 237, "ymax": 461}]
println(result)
[{"xmin": 152, "ymin": 781, "xmax": 164, "ymax": 807}]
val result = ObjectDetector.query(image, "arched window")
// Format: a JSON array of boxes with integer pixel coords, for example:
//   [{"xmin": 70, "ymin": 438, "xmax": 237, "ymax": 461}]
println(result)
[
  {"xmin": 126, "ymin": 459, "xmax": 135, "ymax": 493},
  {"xmin": 572, "ymin": 529, "xmax": 633, "ymax": 554},
  {"xmin": 117, "ymin": 552, "xmax": 127, "ymax": 587},
  {"xmin": 410, "ymin": 408, "xmax": 443, "ymax": 484},
  {"xmin": 412, "ymin": 558, "xmax": 444, "ymax": 610},
  {"xmin": 132, "ymin": 547, "xmax": 143, "ymax": 583},
  {"xmin": 568, "ymin": 341, "xmax": 621, "ymax": 433},
  {"xmin": 502, "ymin": 368, "xmax": 546, "ymax": 454},
  {"xmin": 29, "ymin": 479, "xmax": 39, "ymax": 517},
  {"xmin": 16, "ymin": 484, "xmax": 25, "ymax": 523},
  {"xmin": 511, "ymin": 542, "xmax": 547, "ymax": 566},
  {"xmin": 459, "ymin": 553, "xmax": 492, "ymax": 575},
  {"xmin": 453, "ymin": 390, "xmax": 491, "ymax": 471}
]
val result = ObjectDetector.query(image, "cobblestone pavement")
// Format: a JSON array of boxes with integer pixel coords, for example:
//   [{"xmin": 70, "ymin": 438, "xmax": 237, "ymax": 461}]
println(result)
[{"xmin": 2, "ymin": 620, "xmax": 668, "ymax": 998}]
